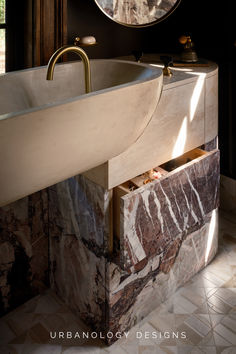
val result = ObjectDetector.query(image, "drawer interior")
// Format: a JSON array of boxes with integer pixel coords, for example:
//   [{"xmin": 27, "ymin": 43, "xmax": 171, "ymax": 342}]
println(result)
[{"xmin": 160, "ymin": 148, "xmax": 207, "ymax": 172}]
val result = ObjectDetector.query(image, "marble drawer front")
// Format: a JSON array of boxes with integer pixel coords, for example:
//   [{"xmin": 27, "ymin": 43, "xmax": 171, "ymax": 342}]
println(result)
[{"xmin": 114, "ymin": 148, "xmax": 220, "ymax": 270}]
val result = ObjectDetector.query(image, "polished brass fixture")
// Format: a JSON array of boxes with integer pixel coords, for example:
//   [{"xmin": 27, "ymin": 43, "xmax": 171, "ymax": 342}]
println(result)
[
  {"xmin": 46, "ymin": 45, "xmax": 91, "ymax": 93},
  {"xmin": 163, "ymin": 66, "xmax": 173, "ymax": 77},
  {"xmin": 160, "ymin": 55, "xmax": 173, "ymax": 77}
]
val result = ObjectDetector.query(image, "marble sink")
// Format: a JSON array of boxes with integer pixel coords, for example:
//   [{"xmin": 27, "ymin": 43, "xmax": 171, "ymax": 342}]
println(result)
[{"xmin": 0, "ymin": 59, "xmax": 163, "ymax": 206}]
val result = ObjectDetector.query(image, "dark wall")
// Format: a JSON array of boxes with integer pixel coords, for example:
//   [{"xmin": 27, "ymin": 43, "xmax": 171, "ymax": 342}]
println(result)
[
  {"xmin": 67, "ymin": 0, "xmax": 231, "ymax": 60},
  {"xmin": 6, "ymin": 0, "xmax": 25, "ymax": 71},
  {"xmin": 68, "ymin": 0, "xmax": 187, "ymax": 58},
  {"xmin": 68, "ymin": 0, "xmax": 235, "ymax": 180}
]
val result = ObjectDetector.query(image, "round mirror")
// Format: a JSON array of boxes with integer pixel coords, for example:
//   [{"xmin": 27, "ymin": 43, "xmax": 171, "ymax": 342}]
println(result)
[{"xmin": 94, "ymin": 0, "xmax": 181, "ymax": 27}]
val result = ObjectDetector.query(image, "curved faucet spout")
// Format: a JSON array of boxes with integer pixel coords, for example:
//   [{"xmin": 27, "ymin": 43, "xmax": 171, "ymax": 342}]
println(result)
[{"xmin": 46, "ymin": 45, "xmax": 91, "ymax": 93}]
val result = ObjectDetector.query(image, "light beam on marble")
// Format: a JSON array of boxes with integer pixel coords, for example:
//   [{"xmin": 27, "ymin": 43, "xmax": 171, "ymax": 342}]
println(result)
[{"xmin": 205, "ymin": 208, "xmax": 217, "ymax": 265}]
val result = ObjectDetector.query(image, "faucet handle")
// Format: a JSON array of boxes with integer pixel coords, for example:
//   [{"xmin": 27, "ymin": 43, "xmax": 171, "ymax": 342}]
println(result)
[
  {"xmin": 74, "ymin": 36, "xmax": 97, "ymax": 47},
  {"xmin": 160, "ymin": 55, "xmax": 173, "ymax": 77},
  {"xmin": 132, "ymin": 50, "xmax": 143, "ymax": 62},
  {"xmin": 160, "ymin": 55, "xmax": 173, "ymax": 67}
]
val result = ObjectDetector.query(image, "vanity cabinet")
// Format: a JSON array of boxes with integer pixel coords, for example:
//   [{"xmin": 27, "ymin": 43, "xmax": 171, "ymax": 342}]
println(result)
[
  {"xmin": 0, "ymin": 58, "xmax": 220, "ymax": 344},
  {"xmin": 48, "ymin": 60, "xmax": 219, "ymax": 343}
]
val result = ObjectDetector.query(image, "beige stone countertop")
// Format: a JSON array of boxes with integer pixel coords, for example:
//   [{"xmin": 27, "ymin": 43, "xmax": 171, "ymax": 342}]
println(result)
[{"xmin": 117, "ymin": 53, "xmax": 218, "ymax": 90}]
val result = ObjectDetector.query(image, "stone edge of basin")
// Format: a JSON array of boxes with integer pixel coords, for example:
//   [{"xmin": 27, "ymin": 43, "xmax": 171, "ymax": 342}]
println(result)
[{"xmin": 0, "ymin": 59, "xmax": 163, "ymax": 122}]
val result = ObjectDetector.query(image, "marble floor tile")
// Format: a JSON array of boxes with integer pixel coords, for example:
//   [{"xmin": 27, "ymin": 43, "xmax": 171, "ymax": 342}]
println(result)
[
  {"xmin": 213, "ymin": 331, "xmax": 232, "ymax": 346},
  {"xmin": 175, "ymin": 322, "xmax": 203, "ymax": 346},
  {"xmin": 137, "ymin": 346, "xmax": 176, "ymax": 354},
  {"xmin": 0, "ymin": 321, "xmax": 16, "ymax": 345},
  {"xmin": 193, "ymin": 314, "xmax": 212, "ymax": 328},
  {"xmin": 139, "ymin": 323, "xmax": 167, "ymax": 346},
  {"xmin": 214, "ymin": 324, "xmax": 236, "ymax": 345},
  {"xmin": 207, "ymin": 295, "xmax": 233, "ymax": 314},
  {"xmin": 220, "ymin": 316, "xmax": 236, "ymax": 336},
  {"xmin": 149, "ymin": 314, "xmax": 176, "ymax": 333},
  {"xmin": 189, "ymin": 275, "xmax": 218, "ymax": 289},
  {"xmin": 193, "ymin": 301, "xmax": 211, "ymax": 315},
  {"xmin": 200, "ymin": 271, "xmax": 228, "ymax": 287},
  {"xmin": 184, "ymin": 315, "xmax": 211, "ymax": 337},
  {"xmin": 178, "ymin": 287, "xmax": 206, "ymax": 308},
  {"xmin": 176, "ymin": 346, "xmax": 203, "ymax": 354},
  {"xmin": 156, "ymin": 347, "xmax": 178, "ymax": 354},
  {"xmin": 23, "ymin": 344, "xmax": 62, "ymax": 354},
  {"xmin": 0, "ymin": 345, "xmax": 22, "ymax": 354},
  {"xmin": 34, "ymin": 293, "xmax": 62, "ymax": 314},
  {"xmin": 185, "ymin": 347, "xmax": 205, "ymax": 353},
  {"xmin": 63, "ymin": 346, "xmax": 102, "ymax": 354},
  {"xmin": 216, "ymin": 348, "xmax": 236, "ymax": 354},
  {"xmin": 214, "ymin": 289, "xmax": 236, "ymax": 307},
  {"xmin": 104, "ymin": 344, "xmax": 128, "ymax": 353},
  {"xmin": 183, "ymin": 284, "xmax": 207, "ymax": 299},
  {"xmin": 209, "ymin": 315, "xmax": 226, "ymax": 328},
  {"xmin": 222, "ymin": 275, "xmax": 236, "ymax": 288},
  {"xmin": 119, "ymin": 344, "xmax": 138, "ymax": 354},
  {"xmin": 171, "ymin": 294, "xmax": 199, "ymax": 314},
  {"xmin": 197, "ymin": 331, "xmax": 215, "ymax": 346},
  {"xmin": 205, "ymin": 288, "xmax": 219, "ymax": 299},
  {"xmin": 173, "ymin": 314, "xmax": 189, "ymax": 328},
  {"xmin": 198, "ymin": 347, "xmax": 217, "ymax": 354}
]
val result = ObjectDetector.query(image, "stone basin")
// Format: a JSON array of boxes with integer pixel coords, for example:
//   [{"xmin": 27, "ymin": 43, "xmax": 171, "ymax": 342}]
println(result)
[{"xmin": 0, "ymin": 59, "xmax": 163, "ymax": 206}]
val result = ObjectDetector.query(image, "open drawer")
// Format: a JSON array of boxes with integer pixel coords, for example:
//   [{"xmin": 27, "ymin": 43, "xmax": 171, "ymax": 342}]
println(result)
[{"xmin": 113, "ymin": 148, "xmax": 220, "ymax": 271}]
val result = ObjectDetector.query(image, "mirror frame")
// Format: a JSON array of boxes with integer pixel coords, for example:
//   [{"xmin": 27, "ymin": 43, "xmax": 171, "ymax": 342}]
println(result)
[{"xmin": 94, "ymin": 0, "xmax": 182, "ymax": 28}]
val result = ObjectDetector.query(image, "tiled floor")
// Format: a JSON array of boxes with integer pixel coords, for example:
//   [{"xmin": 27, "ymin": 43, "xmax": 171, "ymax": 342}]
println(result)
[{"xmin": 0, "ymin": 209, "xmax": 235, "ymax": 354}]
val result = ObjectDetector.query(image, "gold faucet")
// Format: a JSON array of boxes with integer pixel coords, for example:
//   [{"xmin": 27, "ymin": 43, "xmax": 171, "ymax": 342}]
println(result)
[{"xmin": 46, "ymin": 45, "xmax": 91, "ymax": 93}]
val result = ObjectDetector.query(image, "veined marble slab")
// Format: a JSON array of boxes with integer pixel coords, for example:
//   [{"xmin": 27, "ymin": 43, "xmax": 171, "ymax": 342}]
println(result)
[
  {"xmin": 49, "ymin": 176, "xmax": 108, "ymax": 331},
  {"xmin": 119, "ymin": 149, "xmax": 220, "ymax": 270},
  {"xmin": 106, "ymin": 210, "xmax": 218, "ymax": 343},
  {"xmin": 0, "ymin": 190, "xmax": 49, "ymax": 315}
]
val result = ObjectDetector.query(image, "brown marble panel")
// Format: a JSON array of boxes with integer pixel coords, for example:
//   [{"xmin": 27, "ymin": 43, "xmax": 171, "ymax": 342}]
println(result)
[
  {"xmin": 50, "ymin": 233, "xmax": 107, "ymax": 333},
  {"xmin": 48, "ymin": 176, "xmax": 108, "ymax": 332},
  {"xmin": 48, "ymin": 175, "xmax": 110, "ymax": 254},
  {"xmin": 120, "ymin": 150, "xmax": 220, "ymax": 270},
  {"xmin": 0, "ymin": 190, "xmax": 49, "ymax": 316},
  {"xmin": 201, "ymin": 137, "xmax": 218, "ymax": 152},
  {"xmin": 106, "ymin": 210, "xmax": 218, "ymax": 344}
]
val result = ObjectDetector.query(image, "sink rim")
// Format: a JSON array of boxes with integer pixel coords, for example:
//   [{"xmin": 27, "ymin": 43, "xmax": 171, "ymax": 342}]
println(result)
[{"xmin": 0, "ymin": 59, "xmax": 163, "ymax": 122}]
